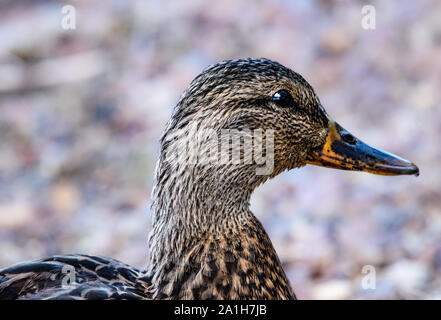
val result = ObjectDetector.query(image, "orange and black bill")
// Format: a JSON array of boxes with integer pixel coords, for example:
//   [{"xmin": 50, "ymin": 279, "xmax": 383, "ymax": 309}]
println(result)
[{"xmin": 306, "ymin": 120, "xmax": 419, "ymax": 176}]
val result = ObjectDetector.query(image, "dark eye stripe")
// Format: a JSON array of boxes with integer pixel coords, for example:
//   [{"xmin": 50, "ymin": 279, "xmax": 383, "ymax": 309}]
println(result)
[{"xmin": 272, "ymin": 89, "xmax": 296, "ymax": 108}]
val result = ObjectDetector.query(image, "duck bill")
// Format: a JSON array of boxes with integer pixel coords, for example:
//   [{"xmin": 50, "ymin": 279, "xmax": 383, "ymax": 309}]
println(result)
[{"xmin": 306, "ymin": 120, "xmax": 419, "ymax": 176}]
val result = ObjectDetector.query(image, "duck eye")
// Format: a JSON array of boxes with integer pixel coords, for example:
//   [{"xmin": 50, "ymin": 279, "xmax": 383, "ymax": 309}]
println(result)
[{"xmin": 272, "ymin": 89, "xmax": 295, "ymax": 108}]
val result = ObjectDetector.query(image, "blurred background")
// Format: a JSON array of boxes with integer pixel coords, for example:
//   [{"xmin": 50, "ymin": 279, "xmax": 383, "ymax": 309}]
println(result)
[{"xmin": 0, "ymin": 0, "xmax": 440, "ymax": 299}]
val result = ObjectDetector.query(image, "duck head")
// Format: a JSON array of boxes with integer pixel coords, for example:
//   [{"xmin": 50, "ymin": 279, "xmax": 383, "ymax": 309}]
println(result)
[
  {"xmin": 148, "ymin": 58, "xmax": 419, "ymax": 298},
  {"xmin": 163, "ymin": 58, "xmax": 418, "ymax": 181},
  {"xmin": 149, "ymin": 58, "xmax": 419, "ymax": 274}
]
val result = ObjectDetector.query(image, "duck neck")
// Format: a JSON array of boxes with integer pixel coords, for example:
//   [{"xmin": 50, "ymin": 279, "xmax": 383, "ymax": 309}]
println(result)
[
  {"xmin": 148, "ymin": 162, "xmax": 257, "ymax": 268},
  {"xmin": 145, "ymin": 113, "xmax": 295, "ymax": 298},
  {"xmin": 147, "ymin": 117, "xmax": 278, "ymax": 268},
  {"xmin": 146, "ymin": 160, "xmax": 295, "ymax": 299}
]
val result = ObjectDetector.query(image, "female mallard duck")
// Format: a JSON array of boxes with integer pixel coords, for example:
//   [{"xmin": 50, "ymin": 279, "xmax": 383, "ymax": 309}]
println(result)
[{"xmin": 0, "ymin": 58, "xmax": 418, "ymax": 300}]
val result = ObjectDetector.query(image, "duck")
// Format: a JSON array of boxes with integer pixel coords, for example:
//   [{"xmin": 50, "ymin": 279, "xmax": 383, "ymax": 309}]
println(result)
[{"xmin": 0, "ymin": 58, "xmax": 419, "ymax": 300}]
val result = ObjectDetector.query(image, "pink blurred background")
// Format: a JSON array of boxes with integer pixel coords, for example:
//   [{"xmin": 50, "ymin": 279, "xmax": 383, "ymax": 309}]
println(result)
[{"xmin": 0, "ymin": 0, "xmax": 440, "ymax": 299}]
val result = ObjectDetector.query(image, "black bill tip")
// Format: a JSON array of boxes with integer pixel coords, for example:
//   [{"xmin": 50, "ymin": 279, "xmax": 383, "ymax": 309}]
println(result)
[{"xmin": 306, "ymin": 120, "xmax": 420, "ymax": 177}]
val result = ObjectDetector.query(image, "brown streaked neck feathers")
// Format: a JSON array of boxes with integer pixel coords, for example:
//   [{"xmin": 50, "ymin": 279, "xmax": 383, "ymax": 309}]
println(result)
[{"xmin": 147, "ymin": 59, "xmax": 298, "ymax": 299}]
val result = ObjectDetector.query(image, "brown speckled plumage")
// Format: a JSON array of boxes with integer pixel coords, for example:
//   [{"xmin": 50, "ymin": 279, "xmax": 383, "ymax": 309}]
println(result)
[
  {"xmin": 0, "ymin": 58, "xmax": 418, "ymax": 300},
  {"xmin": 148, "ymin": 217, "xmax": 294, "ymax": 299},
  {"xmin": 146, "ymin": 58, "xmax": 326, "ymax": 300}
]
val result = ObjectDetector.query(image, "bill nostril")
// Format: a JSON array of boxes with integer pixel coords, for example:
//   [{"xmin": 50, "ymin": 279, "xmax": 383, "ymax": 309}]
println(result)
[{"xmin": 341, "ymin": 132, "xmax": 357, "ymax": 145}]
